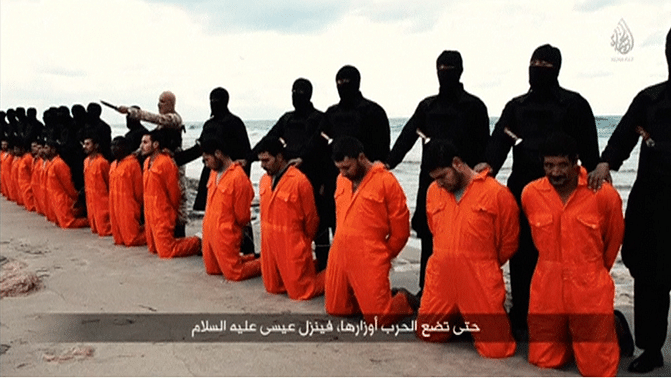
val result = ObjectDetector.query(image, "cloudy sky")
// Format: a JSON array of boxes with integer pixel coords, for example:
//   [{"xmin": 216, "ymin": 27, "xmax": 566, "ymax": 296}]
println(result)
[{"xmin": 1, "ymin": 0, "xmax": 670, "ymax": 124}]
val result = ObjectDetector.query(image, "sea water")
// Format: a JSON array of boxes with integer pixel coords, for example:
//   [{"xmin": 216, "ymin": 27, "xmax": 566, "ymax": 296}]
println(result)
[
  {"xmin": 113, "ymin": 115, "xmax": 637, "ymax": 209},
  {"xmin": 110, "ymin": 116, "xmax": 638, "ymax": 305}
]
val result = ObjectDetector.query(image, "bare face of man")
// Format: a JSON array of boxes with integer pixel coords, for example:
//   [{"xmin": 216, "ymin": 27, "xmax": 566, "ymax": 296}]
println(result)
[
  {"xmin": 543, "ymin": 155, "xmax": 579, "ymax": 190},
  {"xmin": 334, "ymin": 156, "xmax": 364, "ymax": 182},
  {"xmin": 429, "ymin": 166, "xmax": 463, "ymax": 193},
  {"xmin": 140, "ymin": 135, "xmax": 155, "ymax": 156},
  {"xmin": 31, "ymin": 142, "xmax": 40, "ymax": 157},
  {"xmin": 82, "ymin": 138, "xmax": 96, "ymax": 155},
  {"xmin": 258, "ymin": 152, "xmax": 282, "ymax": 176},
  {"xmin": 202, "ymin": 152, "xmax": 223, "ymax": 171}
]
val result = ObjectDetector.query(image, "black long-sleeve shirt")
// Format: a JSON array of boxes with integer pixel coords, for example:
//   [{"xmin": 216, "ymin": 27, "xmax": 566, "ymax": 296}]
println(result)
[
  {"xmin": 486, "ymin": 85, "xmax": 599, "ymax": 199},
  {"xmin": 601, "ymin": 81, "xmax": 671, "ymax": 181}
]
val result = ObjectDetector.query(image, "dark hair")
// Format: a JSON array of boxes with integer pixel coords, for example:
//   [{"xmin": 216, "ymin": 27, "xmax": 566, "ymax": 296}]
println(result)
[
  {"xmin": 111, "ymin": 136, "xmax": 130, "ymax": 157},
  {"xmin": 148, "ymin": 128, "xmax": 167, "ymax": 150},
  {"xmin": 331, "ymin": 136, "xmax": 364, "ymax": 162},
  {"xmin": 83, "ymin": 131, "xmax": 101, "ymax": 146},
  {"xmin": 45, "ymin": 139, "xmax": 60, "ymax": 149},
  {"xmin": 539, "ymin": 131, "xmax": 579, "ymax": 163},
  {"xmin": 200, "ymin": 137, "xmax": 232, "ymax": 157},
  {"xmin": 423, "ymin": 139, "xmax": 461, "ymax": 172},
  {"xmin": 112, "ymin": 135, "xmax": 128, "ymax": 145},
  {"xmin": 256, "ymin": 136, "xmax": 285, "ymax": 157}
]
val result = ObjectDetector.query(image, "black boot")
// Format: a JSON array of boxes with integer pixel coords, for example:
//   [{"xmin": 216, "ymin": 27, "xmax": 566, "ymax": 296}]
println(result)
[
  {"xmin": 628, "ymin": 350, "xmax": 663, "ymax": 373},
  {"xmin": 614, "ymin": 310, "xmax": 634, "ymax": 357}
]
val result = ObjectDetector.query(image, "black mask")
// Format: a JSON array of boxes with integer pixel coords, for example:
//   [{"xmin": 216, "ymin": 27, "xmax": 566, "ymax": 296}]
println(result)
[
  {"xmin": 292, "ymin": 78, "xmax": 312, "ymax": 112},
  {"xmin": 336, "ymin": 65, "xmax": 361, "ymax": 106},
  {"xmin": 529, "ymin": 66, "xmax": 558, "ymax": 90},
  {"xmin": 666, "ymin": 28, "xmax": 671, "ymax": 78},
  {"xmin": 438, "ymin": 69, "xmax": 461, "ymax": 95},
  {"xmin": 529, "ymin": 44, "xmax": 561, "ymax": 91},
  {"xmin": 209, "ymin": 87, "xmax": 230, "ymax": 118},
  {"xmin": 436, "ymin": 50, "xmax": 463, "ymax": 95}
]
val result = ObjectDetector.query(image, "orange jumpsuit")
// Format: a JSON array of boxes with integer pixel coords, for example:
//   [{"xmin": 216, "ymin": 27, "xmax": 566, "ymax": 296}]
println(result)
[
  {"xmin": 259, "ymin": 165, "xmax": 323, "ymax": 299},
  {"xmin": 522, "ymin": 167, "xmax": 624, "ymax": 377},
  {"xmin": 0, "ymin": 151, "xmax": 11, "ymax": 197},
  {"xmin": 109, "ymin": 155, "xmax": 146, "ymax": 246},
  {"xmin": 46, "ymin": 156, "xmax": 89, "ymax": 229},
  {"xmin": 416, "ymin": 171, "xmax": 519, "ymax": 359},
  {"xmin": 18, "ymin": 153, "xmax": 35, "ymax": 211},
  {"xmin": 143, "ymin": 153, "xmax": 200, "ymax": 258},
  {"xmin": 84, "ymin": 154, "xmax": 112, "ymax": 236},
  {"xmin": 202, "ymin": 163, "xmax": 260, "ymax": 280},
  {"xmin": 325, "ymin": 163, "xmax": 413, "ymax": 326},
  {"xmin": 31, "ymin": 158, "xmax": 45, "ymax": 215},
  {"xmin": 9, "ymin": 155, "xmax": 21, "ymax": 204},
  {"xmin": 42, "ymin": 159, "xmax": 57, "ymax": 223}
]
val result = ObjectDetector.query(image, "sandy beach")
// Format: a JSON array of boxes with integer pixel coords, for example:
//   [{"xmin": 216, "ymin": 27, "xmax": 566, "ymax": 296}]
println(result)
[{"xmin": 1, "ymin": 195, "xmax": 670, "ymax": 376}]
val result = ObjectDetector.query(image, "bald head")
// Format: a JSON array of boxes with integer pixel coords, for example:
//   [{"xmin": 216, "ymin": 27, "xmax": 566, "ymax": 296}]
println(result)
[{"xmin": 158, "ymin": 91, "xmax": 176, "ymax": 114}]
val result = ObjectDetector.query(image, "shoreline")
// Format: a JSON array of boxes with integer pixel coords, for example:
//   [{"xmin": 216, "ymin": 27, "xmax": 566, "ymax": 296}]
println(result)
[{"xmin": 1, "ymin": 196, "xmax": 669, "ymax": 376}]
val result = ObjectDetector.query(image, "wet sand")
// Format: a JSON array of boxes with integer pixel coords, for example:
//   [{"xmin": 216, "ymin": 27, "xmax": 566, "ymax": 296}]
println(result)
[{"xmin": 1, "ymin": 196, "xmax": 670, "ymax": 376}]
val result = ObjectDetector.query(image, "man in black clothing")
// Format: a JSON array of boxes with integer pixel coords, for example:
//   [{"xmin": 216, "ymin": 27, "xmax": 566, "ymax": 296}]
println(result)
[
  {"xmin": 477, "ymin": 44, "xmax": 599, "ymax": 334},
  {"xmin": 176, "ymin": 87, "xmax": 254, "ymax": 254},
  {"xmin": 189, "ymin": 87, "xmax": 252, "ymax": 211},
  {"xmin": 52, "ymin": 105, "xmax": 87, "ymax": 210},
  {"xmin": 23, "ymin": 108, "xmax": 44, "ymax": 143},
  {"xmin": 588, "ymin": 27, "xmax": 671, "ymax": 374},
  {"xmin": 124, "ymin": 106, "xmax": 149, "ymax": 152},
  {"xmin": 247, "ymin": 78, "xmax": 329, "ymax": 270},
  {"xmin": 15, "ymin": 107, "xmax": 27, "ymax": 138},
  {"xmin": 297, "ymin": 65, "xmax": 391, "ymax": 270},
  {"xmin": 386, "ymin": 51, "xmax": 490, "ymax": 294},
  {"xmin": 85, "ymin": 102, "xmax": 112, "ymax": 160},
  {"xmin": 322, "ymin": 65, "xmax": 390, "ymax": 163}
]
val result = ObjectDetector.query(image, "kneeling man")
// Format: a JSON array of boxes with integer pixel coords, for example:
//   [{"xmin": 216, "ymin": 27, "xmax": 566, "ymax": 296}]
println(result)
[
  {"xmin": 522, "ymin": 132, "xmax": 624, "ymax": 377},
  {"xmin": 325, "ymin": 136, "xmax": 415, "ymax": 326},
  {"xmin": 258, "ymin": 137, "xmax": 323, "ymax": 300},
  {"xmin": 416, "ymin": 139, "xmax": 519, "ymax": 358},
  {"xmin": 201, "ymin": 138, "xmax": 260, "ymax": 281}
]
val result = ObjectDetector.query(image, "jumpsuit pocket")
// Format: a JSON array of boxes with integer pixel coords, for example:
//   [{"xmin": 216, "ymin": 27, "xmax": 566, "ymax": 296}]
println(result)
[
  {"xmin": 575, "ymin": 214, "xmax": 604, "ymax": 263},
  {"xmin": 467, "ymin": 204, "xmax": 496, "ymax": 244},
  {"xmin": 528, "ymin": 213, "xmax": 554, "ymax": 248},
  {"xmin": 426, "ymin": 200, "xmax": 445, "ymax": 235}
]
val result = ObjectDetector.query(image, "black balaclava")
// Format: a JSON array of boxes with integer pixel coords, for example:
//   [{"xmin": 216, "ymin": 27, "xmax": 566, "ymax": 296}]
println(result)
[
  {"xmin": 666, "ymin": 27, "xmax": 671, "ymax": 80},
  {"xmin": 436, "ymin": 50, "xmax": 463, "ymax": 96},
  {"xmin": 292, "ymin": 78, "xmax": 313, "ymax": 113},
  {"xmin": 71, "ymin": 104, "xmax": 87, "ymax": 129},
  {"xmin": 209, "ymin": 87, "xmax": 230, "ymax": 118},
  {"xmin": 16, "ymin": 107, "xmax": 26, "ymax": 122},
  {"xmin": 0, "ymin": 111, "xmax": 6, "ymax": 140},
  {"xmin": 126, "ymin": 106, "xmax": 143, "ymax": 130},
  {"xmin": 336, "ymin": 65, "xmax": 361, "ymax": 107},
  {"xmin": 87, "ymin": 103, "xmax": 102, "ymax": 122},
  {"xmin": 7, "ymin": 109, "xmax": 17, "ymax": 135},
  {"xmin": 529, "ymin": 44, "xmax": 561, "ymax": 91}
]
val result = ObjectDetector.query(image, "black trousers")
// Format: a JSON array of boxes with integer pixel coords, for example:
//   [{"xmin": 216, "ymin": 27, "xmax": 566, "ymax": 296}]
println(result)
[
  {"xmin": 634, "ymin": 278, "xmax": 670, "ymax": 352},
  {"xmin": 419, "ymin": 235, "xmax": 433, "ymax": 291},
  {"xmin": 508, "ymin": 212, "xmax": 538, "ymax": 330}
]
